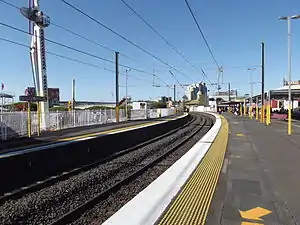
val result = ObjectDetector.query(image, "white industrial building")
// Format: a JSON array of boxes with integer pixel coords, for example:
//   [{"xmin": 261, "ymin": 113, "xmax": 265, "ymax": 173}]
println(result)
[{"xmin": 184, "ymin": 82, "xmax": 208, "ymax": 103}]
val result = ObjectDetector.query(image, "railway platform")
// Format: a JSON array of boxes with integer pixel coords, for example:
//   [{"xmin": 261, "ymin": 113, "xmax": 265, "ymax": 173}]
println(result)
[
  {"xmin": 100, "ymin": 112, "xmax": 300, "ymax": 225},
  {"xmin": 206, "ymin": 113, "xmax": 300, "ymax": 225},
  {"xmin": 0, "ymin": 114, "xmax": 183, "ymax": 153}
]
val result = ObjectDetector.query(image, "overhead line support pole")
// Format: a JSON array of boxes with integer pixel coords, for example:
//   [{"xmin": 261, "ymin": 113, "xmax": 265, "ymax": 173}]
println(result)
[
  {"xmin": 228, "ymin": 83, "xmax": 231, "ymax": 102},
  {"xmin": 115, "ymin": 52, "xmax": 119, "ymax": 122},
  {"xmin": 287, "ymin": 18, "xmax": 292, "ymax": 135},
  {"xmin": 174, "ymin": 84, "xmax": 176, "ymax": 102},
  {"xmin": 261, "ymin": 42, "xmax": 265, "ymax": 123}
]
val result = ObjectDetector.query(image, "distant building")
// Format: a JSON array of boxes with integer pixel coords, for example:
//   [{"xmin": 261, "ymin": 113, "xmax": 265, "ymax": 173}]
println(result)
[
  {"xmin": 185, "ymin": 84, "xmax": 199, "ymax": 101},
  {"xmin": 159, "ymin": 96, "xmax": 172, "ymax": 103},
  {"xmin": 132, "ymin": 101, "xmax": 151, "ymax": 110},
  {"xmin": 25, "ymin": 87, "xmax": 60, "ymax": 107},
  {"xmin": 185, "ymin": 82, "xmax": 208, "ymax": 105},
  {"xmin": 209, "ymin": 90, "xmax": 238, "ymax": 102}
]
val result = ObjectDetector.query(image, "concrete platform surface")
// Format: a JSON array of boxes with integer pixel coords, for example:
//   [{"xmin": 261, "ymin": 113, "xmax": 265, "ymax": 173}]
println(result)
[{"xmin": 206, "ymin": 113, "xmax": 300, "ymax": 225}]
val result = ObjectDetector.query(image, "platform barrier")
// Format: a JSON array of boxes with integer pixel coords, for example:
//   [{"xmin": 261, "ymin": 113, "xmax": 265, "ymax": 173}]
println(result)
[{"xmin": 0, "ymin": 108, "xmax": 181, "ymax": 141}]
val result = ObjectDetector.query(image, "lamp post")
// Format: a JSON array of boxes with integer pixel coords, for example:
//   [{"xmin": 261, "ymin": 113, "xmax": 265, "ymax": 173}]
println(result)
[
  {"xmin": 278, "ymin": 15, "xmax": 300, "ymax": 135},
  {"xmin": 125, "ymin": 68, "xmax": 131, "ymax": 120},
  {"xmin": 247, "ymin": 68, "xmax": 256, "ymax": 118}
]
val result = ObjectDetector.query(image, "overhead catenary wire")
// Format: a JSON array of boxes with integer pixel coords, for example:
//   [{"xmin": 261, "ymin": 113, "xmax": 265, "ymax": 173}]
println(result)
[
  {"xmin": 0, "ymin": 21, "xmax": 169, "ymax": 86},
  {"xmin": 120, "ymin": 0, "xmax": 214, "ymax": 85},
  {"xmin": 0, "ymin": 0, "xmax": 210, "ymax": 86},
  {"xmin": 59, "ymin": 0, "xmax": 190, "ymax": 81},
  {"xmin": 1, "ymin": 0, "xmax": 212, "ymax": 92},
  {"xmin": 184, "ymin": 0, "xmax": 221, "ymax": 70},
  {"xmin": 0, "ymin": 0, "xmax": 18, "ymax": 9},
  {"xmin": 169, "ymin": 71, "xmax": 186, "ymax": 91},
  {"xmin": 0, "ymin": 0, "xmax": 168, "ymax": 85},
  {"xmin": 0, "ymin": 36, "xmax": 155, "ymax": 86},
  {"xmin": 119, "ymin": 0, "xmax": 200, "ymax": 83},
  {"xmin": 0, "ymin": 0, "xmax": 142, "ymax": 66},
  {"xmin": 50, "ymin": 22, "xmax": 145, "ymax": 66}
]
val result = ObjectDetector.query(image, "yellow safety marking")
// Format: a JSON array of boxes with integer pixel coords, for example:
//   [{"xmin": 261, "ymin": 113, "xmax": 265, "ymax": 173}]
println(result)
[
  {"xmin": 236, "ymin": 133, "xmax": 245, "ymax": 137},
  {"xmin": 58, "ymin": 121, "xmax": 158, "ymax": 141},
  {"xmin": 239, "ymin": 207, "xmax": 272, "ymax": 221},
  {"xmin": 158, "ymin": 115, "xmax": 228, "ymax": 225},
  {"xmin": 58, "ymin": 114, "xmax": 186, "ymax": 141},
  {"xmin": 241, "ymin": 222, "xmax": 263, "ymax": 225}
]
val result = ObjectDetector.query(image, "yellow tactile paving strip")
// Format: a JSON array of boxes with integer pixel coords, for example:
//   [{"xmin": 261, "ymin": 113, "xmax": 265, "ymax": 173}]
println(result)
[{"xmin": 158, "ymin": 115, "xmax": 228, "ymax": 225}]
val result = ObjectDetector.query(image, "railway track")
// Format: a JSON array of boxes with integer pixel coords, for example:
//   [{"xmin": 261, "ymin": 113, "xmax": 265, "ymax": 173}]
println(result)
[
  {"xmin": 0, "ymin": 115, "xmax": 193, "ymax": 202},
  {"xmin": 51, "ymin": 113, "xmax": 213, "ymax": 225},
  {"xmin": 0, "ymin": 113, "xmax": 213, "ymax": 225}
]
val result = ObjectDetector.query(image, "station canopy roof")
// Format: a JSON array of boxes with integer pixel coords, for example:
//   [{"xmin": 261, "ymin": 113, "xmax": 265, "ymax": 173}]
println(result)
[
  {"xmin": 218, "ymin": 100, "xmax": 244, "ymax": 106},
  {"xmin": 269, "ymin": 89, "xmax": 300, "ymax": 100}
]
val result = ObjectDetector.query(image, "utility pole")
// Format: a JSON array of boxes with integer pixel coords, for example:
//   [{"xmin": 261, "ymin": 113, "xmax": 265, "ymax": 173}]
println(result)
[
  {"xmin": 278, "ymin": 15, "xmax": 300, "ymax": 134},
  {"xmin": 228, "ymin": 83, "xmax": 231, "ymax": 102},
  {"xmin": 115, "ymin": 52, "xmax": 119, "ymax": 122},
  {"xmin": 256, "ymin": 96, "xmax": 259, "ymax": 120},
  {"xmin": 261, "ymin": 42, "xmax": 265, "ymax": 123},
  {"xmin": 125, "ymin": 69, "xmax": 131, "ymax": 120},
  {"xmin": 217, "ymin": 66, "xmax": 223, "ymax": 95},
  {"xmin": 247, "ymin": 68, "xmax": 256, "ymax": 119},
  {"xmin": 173, "ymin": 84, "xmax": 176, "ymax": 102},
  {"xmin": 71, "ymin": 78, "xmax": 75, "ymax": 126},
  {"xmin": 72, "ymin": 78, "xmax": 75, "ymax": 110}
]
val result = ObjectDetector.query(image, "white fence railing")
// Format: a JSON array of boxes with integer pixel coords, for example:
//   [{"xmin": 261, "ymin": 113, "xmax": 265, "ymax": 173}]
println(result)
[{"xmin": 0, "ymin": 108, "xmax": 180, "ymax": 141}]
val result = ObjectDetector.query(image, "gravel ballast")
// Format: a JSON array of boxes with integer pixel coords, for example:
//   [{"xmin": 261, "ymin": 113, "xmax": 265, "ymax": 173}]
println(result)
[{"xmin": 70, "ymin": 124, "xmax": 211, "ymax": 225}]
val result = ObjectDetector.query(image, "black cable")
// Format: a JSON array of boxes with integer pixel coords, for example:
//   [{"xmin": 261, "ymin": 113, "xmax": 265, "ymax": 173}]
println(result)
[
  {"xmin": 0, "ymin": 36, "xmax": 155, "ymax": 85},
  {"xmin": 169, "ymin": 71, "xmax": 186, "ymax": 91},
  {"xmin": 0, "ymin": 36, "xmax": 117, "ymax": 73},
  {"xmin": 0, "ymin": 21, "xmax": 169, "ymax": 85},
  {"xmin": 0, "ymin": 0, "xmax": 19, "ymax": 9},
  {"xmin": 202, "ymin": 65, "xmax": 261, "ymax": 70},
  {"xmin": 50, "ymin": 22, "xmax": 143, "ymax": 66},
  {"xmin": 119, "ymin": 0, "xmax": 214, "ymax": 85},
  {"xmin": 119, "ymin": 0, "xmax": 198, "ymax": 83},
  {"xmin": 60, "ymin": 0, "xmax": 189, "ymax": 80},
  {"xmin": 0, "ymin": 22, "xmax": 115, "ymax": 62},
  {"xmin": 184, "ymin": 0, "xmax": 220, "ymax": 70},
  {"xmin": 0, "ymin": 0, "xmax": 166, "ymax": 85},
  {"xmin": 0, "ymin": 37, "xmax": 29, "ymax": 48},
  {"xmin": 52, "ymin": 22, "xmax": 116, "ymax": 53}
]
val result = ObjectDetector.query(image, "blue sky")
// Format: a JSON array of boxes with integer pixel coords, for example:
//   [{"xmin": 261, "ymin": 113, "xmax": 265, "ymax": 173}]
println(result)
[{"xmin": 0, "ymin": 0, "xmax": 300, "ymax": 102}]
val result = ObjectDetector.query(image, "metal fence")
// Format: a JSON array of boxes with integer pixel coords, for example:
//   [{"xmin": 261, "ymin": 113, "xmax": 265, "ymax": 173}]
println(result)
[{"xmin": 0, "ymin": 108, "xmax": 179, "ymax": 141}]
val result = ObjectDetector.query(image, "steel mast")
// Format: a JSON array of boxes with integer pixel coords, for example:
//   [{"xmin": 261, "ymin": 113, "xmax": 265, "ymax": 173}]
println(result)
[{"xmin": 21, "ymin": 0, "xmax": 50, "ymax": 130}]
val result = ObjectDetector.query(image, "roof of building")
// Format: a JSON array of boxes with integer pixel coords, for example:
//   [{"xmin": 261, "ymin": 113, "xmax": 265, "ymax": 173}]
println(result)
[{"xmin": 276, "ymin": 84, "xmax": 300, "ymax": 90}]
